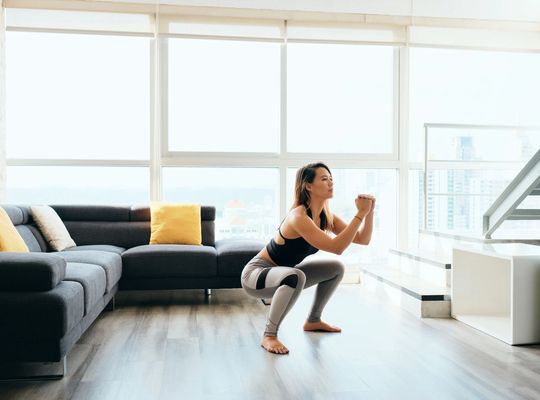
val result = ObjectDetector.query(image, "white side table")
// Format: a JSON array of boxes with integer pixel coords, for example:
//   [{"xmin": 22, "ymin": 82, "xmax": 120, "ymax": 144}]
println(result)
[{"xmin": 452, "ymin": 243, "xmax": 540, "ymax": 345}]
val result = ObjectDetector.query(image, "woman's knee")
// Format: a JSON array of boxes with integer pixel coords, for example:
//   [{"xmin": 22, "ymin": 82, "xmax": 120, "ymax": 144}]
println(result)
[
  {"xmin": 328, "ymin": 259, "xmax": 345, "ymax": 277},
  {"xmin": 281, "ymin": 269, "xmax": 306, "ymax": 289}
]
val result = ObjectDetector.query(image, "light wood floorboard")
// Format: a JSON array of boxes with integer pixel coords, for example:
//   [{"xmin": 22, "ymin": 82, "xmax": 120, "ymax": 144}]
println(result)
[{"xmin": 1, "ymin": 284, "xmax": 540, "ymax": 399}]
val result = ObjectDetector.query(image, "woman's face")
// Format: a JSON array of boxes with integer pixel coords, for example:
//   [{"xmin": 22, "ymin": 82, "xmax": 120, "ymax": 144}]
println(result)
[{"xmin": 307, "ymin": 167, "xmax": 333, "ymax": 199}]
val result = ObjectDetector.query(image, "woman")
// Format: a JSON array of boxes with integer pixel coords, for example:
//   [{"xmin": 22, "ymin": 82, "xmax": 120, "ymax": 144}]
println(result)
[{"xmin": 241, "ymin": 162, "xmax": 375, "ymax": 354}]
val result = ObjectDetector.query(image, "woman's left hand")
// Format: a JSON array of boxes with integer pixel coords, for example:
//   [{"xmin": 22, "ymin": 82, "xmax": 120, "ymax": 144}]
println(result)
[{"xmin": 357, "ymin": 194, "xmax": 376, "ymax": 214}]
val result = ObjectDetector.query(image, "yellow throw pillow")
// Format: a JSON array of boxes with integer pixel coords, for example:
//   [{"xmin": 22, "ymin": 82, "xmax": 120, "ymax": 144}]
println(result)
[
  {"xmin": 149, "ymin": 203, "xmax": 202, "ymax": 245},
  {"xmin": 0, "ymin": 207, "xmax": 29, "ymax": 252}
]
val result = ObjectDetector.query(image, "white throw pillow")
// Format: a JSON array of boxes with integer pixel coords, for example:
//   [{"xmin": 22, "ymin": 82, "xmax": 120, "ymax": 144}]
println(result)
[{"xmin": 30, "ymin": 205, "xmax": 76, "ymax": 251}]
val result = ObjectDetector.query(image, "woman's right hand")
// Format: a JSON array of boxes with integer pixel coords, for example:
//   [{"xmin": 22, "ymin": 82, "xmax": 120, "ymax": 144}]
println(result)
[{"xmin": 355, "ymin": 195, "xmax": 372, "ymax": 218}]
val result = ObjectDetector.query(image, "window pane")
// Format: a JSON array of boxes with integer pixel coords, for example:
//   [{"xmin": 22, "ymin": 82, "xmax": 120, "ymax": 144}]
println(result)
[
  {"xmin": 168, "ymin": 39, "xmax": 280, "ymax": 152},
  {"xmin": 287, "ymin": 43, "xmax": 394, "ymax": 153},
  {"xmin": 287, "ymin": 167, "xmax": 397, "ymax": 265},
  {"xmin": 6, "ymin": 166, "xmax": 149, "ymax": 204},
  {"xmin": 6, "ymin": 32, "xmax": 150, "ymax": 160},
  {"xmin": 426, "ymin": 126, "xmax": 540, "ymax": 162},
  {"xmin": 426, "ymin": 168, "xmax": 523, "ymax": 234},
  {"xmin": 410, "ymin": 48, "xmax": 540, "ymax": 162},
  {"xmin": 162, "ymin": 167, "xmax": 279, "ymax": 240}
]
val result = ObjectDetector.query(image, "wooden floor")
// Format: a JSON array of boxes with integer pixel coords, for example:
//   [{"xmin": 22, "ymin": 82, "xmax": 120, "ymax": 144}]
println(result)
[{"xmin": 2, "ymin": 284, "xmax": 540, "ymax": 400}]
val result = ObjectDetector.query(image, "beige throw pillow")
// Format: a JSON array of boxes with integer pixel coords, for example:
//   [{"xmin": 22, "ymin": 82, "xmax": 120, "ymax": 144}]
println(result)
[{"xmin": 30, "ymin": 205, "xmax": 76, "ymax": 251}]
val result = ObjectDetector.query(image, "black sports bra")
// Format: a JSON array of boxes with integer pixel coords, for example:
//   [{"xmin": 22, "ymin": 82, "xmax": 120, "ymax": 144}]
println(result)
[{"xmin": 266, "ymin": 208, "xmax": 325, "ymax": 267}]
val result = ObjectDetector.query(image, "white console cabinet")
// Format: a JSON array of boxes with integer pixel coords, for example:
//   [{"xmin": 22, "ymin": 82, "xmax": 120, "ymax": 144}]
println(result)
[{"xmin": 452, "ymin": 243, "xmax": 540, "ymax": 345}]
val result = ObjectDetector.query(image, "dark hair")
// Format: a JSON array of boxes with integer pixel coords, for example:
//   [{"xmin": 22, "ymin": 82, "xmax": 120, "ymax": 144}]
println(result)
[{"xmin": 292, "ymin": 162, "xmax": 333, "ymax": 230}]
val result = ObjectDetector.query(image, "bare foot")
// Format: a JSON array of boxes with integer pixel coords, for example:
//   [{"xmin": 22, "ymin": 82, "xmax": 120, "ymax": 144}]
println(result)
[
  {"xmin": 303, "ymin": 321, "xmax": 342, "ymax": 332},
  {"xmin": 261, "ymin": 336, "xmax": 289, "ymax": 354}
]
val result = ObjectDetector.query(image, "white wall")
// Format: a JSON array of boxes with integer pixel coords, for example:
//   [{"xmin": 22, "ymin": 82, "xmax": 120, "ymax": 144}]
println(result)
[
  {"xmin": 0, "ymin": 3, "xmax": 6, "ymax": 203},
  {"xmin": 108, "ymin": 0, "xmax": 540, "ymax": 22}
]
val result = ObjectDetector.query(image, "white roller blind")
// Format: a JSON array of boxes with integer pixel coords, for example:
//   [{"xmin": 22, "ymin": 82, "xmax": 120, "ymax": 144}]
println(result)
[
  {"xmin": 287, "ymin": 21, "xmax": 407, "ymax": 44},
  {"xmin": 5, "ymin": 8, "xmax": 153, "ymax": 35},
  {"xmin": 160, "ymin": 15, "xmax": 284, "ymax": 39},
  {"xmin": 408, "ymin": 25, "xmax": 540, "ymax": 51}
]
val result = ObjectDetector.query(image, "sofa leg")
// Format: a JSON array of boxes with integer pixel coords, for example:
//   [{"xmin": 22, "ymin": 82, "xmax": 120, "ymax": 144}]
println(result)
[
  {"xmin": 0, "ymin": 356, "xmax": 66, "ymax": 381},
  {"xmin": 105, "ymin": 296, "xmax": 115, "ymax": 311},
  {"xmin": 205, "ymin": 289, "xmax": 212, "ymax": 296}
]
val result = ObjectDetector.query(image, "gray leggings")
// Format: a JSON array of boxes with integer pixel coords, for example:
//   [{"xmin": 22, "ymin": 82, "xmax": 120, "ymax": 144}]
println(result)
[{"xmin": 241, "ymin": 256, "xmax": 345, "ymax": 337}]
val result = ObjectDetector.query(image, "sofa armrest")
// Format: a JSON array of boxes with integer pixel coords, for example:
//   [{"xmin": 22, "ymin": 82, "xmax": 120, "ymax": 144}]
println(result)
[{"xmin": 0, "ymin": 253, "xmax": 66, "ymax": 291}]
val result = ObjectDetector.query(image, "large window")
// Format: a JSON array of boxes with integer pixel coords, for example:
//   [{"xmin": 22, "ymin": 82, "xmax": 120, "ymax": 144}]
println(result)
[
  {"xmin": 4, "ymin": 10, "xmax": 404, "ymax": 263},
  {"xmin": 3, "ymin": 7, "xmax": 540, "ymax": 277},
  {"xmin": 6, "ymin": 31, "xmax": 150, "ymax": 160},
  {"xmin": 287, "ymin": 43, "xmax": 394, "ymax": 154},
  {"xmin": 167, "ymin": 38, "xmax": 281, "ymax": 153}
]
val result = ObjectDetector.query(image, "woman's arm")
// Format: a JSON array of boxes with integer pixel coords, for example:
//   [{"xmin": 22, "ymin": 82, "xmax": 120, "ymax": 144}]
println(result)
[
  {"xmin": 358, "ymin": 210, "xmax": 374, "ymax": 244},
  {"xmin": 292, "ymin": 198, "xmax": 372, "ymax": 255}
]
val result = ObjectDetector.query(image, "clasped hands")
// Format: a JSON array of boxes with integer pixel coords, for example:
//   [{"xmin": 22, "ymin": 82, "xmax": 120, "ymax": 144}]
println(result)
[{"xmin": 355, "ymin": 194, "xmax": 376, "ymax": 218}]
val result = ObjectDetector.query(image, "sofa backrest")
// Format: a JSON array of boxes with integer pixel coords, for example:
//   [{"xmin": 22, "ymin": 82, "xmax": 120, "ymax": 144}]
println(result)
[
  {"xmin": 1, "ymin": 205, "xmax": 48, "ymax": 252},
  {"xmin": 2, "ymin": 205, "xmax": 216, "ymax": 251}
]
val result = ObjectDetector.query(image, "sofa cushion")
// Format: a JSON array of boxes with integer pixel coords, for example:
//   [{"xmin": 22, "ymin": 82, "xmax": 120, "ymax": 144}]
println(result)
[
  {"xmin": 63, "ymin": 244, "xmax": 125, "ymax": 255},
  {"xmin": 215, "ymin": 239, "xmax": 265, "ymax": 277},
  {"xmin": 64, "ymin": 262, "xmax": 107, "ymax": 315},
  {"xmin": 0, "ymin": 207, "xmax": 29, "ymax": 252},
  {"xmin": 55, "ymin": 251, "xmax": 122, "ymax": 293},
  {"xmin": 121, "ymin": 244, "xmax": 217, "ymax": 279}
]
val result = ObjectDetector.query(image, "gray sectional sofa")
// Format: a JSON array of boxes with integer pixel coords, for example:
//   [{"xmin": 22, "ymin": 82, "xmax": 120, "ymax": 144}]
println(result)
[{"xmin": 0, "ymin": 204, "xmax": 264, "ymax": 379}]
